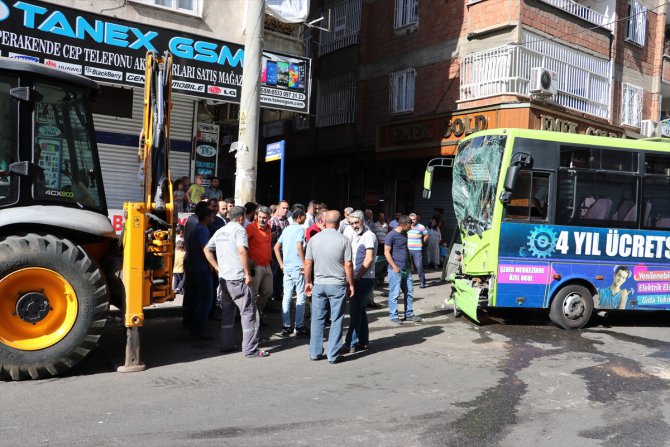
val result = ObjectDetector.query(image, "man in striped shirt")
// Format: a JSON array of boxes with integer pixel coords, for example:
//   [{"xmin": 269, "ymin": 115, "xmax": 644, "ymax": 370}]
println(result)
[{"xmin": 408, "ymin": 213, "xmax": 428, "ymax": 288}]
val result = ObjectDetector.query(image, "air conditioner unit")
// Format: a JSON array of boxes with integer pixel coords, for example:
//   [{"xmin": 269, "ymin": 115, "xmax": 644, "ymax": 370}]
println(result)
[
  {"xmin": 530, "ymin": 67, "xmax": 558, "ymax": 97},
  {"xmin": 640, "ymin": 119, "xmax": 658, "ymax": 137}
]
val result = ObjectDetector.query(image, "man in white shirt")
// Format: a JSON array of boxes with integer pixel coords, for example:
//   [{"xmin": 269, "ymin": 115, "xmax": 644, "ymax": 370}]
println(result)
[
  {"xmin": 342, "ymin": 210, "xmax": 377, "ymax": 353},
  {"xmin": 204, "ymin": 206, "xmax": 269, "ymax": 358}
]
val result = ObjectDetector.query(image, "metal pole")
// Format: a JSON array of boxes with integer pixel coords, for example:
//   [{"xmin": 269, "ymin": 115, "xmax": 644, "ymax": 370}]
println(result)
[
  {"xmin": 234, "ymin": 0, "xmax": 264, "ymax": 204},
  {"xmin": 279, "ymin": 143, "xmax": 285, "ymax": 202}
]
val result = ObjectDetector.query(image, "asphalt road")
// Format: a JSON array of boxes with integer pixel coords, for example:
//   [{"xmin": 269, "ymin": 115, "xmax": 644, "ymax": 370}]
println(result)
[{"xmin": 2, "ymin": 270, "xmax": 670, "ymax": 447}]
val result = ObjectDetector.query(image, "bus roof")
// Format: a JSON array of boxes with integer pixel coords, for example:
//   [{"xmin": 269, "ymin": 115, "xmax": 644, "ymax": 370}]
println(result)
[{"xmin": 461, "ymin": 128, "xmax": 670, "ymax": 153}]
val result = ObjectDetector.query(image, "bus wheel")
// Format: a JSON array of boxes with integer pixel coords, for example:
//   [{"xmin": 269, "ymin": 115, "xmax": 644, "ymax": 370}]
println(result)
[
  {"xmin": 0, "ymin": 234, "xmax": 109, "ymax": 380},
  {"xmin": 549, "ymin": 285, "xmax": 593, "ymax": 329}
]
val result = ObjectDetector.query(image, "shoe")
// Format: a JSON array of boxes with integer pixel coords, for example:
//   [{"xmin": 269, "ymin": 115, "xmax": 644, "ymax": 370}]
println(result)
[
  {"xmin": 339, "ymin": 346, "xmax": 352, "ymax": 355},
  {"xmin": 367, "ymin": 302, "xmax": 382, "ymax": 309},
  {"xmin": 280, "ymin": 327, "xmax": 292, "ymax": 337},
  {"xmin": 220, "ymin": 345, "xmax": 239, "ymax": 354},
  {"xmin": 245, "ymin": 350, "xmax": 270, "ymax": 358},
  {"xmin": 329, "ymin": 355, "xmax": 345, "ymax": 364},
  {"xmin": 354, "ymin": 343, "xmax": 368, "ymax": 352},
  {"xmin": 389, "ymin": 318, "xmax": 403, "ymax": 326},
  {"xmin": 419, "ymin": 284, "xmax": 426, "ymax": 289},
  {"xmin": 295, "ymin": 326, "xmax": 308, "ymax": 335},
  {"xmin": 405, "ymin": 315, "xmax": 423, "ymax": 323},
  {"xmin": 311, "ymin": 354, "xmax": 327, "ymax": 361}
]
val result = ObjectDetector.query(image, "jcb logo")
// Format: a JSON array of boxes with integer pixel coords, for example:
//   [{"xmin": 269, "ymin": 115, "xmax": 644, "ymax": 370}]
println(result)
[{"xmin": 45, "ymin": 189, "xmax": 74, "ymax": 198}]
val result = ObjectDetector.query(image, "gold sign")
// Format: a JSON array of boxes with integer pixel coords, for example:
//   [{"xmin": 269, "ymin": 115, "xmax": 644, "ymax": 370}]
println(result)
[
  {"xmin": 540, "ymin": 114, "xmax": 619, "ymax": 137},
  {"xmin": 443, "ymin": 115, "xmax": 488, "ymax": 138}
]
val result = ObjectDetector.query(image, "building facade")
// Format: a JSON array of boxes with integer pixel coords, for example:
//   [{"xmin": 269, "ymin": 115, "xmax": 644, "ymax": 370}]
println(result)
[
  {"xmin": 266, "ymin": 0, "xmax": 669, "ymax": 235},
  {"xmin": 0, "ymin": 0, "xmax": 306, "ymax": 209}
]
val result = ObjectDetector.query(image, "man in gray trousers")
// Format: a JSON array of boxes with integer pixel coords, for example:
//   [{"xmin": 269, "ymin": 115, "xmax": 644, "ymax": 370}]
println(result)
[
  {"xmin": 205, "ymin": 206, "xmax": 269, "ymax": 358},
  {"xmin": 305, "ymin": 210, "xmax": 354, "ymax": 364}
]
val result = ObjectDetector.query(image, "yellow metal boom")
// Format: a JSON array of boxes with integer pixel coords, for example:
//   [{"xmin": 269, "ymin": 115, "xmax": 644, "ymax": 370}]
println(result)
[{"xmin": 119, "ymin": 51, "xmax": 174, "ymax": 372}]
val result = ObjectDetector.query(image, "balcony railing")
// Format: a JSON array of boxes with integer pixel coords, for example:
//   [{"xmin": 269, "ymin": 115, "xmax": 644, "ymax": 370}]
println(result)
[
  {"xmin": 460, "ymin": 32, "xmax": 611, "ymax": 119},
  {"xmin": 319, "ymin": 0, "xmax": 362, "ymax": 56},
  {"xmin": 539, "ymin": 0, "xmax": 613, "ymax": 31},
  {"xmin": 316, "ymin": 71, "xmax": 358, "ymax": 127}
]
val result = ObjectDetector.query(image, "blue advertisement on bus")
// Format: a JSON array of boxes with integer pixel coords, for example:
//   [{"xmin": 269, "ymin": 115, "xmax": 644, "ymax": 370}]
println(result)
[{"xmin": 497, "ymin": 222, "xmax": 670, "ymax": 311}]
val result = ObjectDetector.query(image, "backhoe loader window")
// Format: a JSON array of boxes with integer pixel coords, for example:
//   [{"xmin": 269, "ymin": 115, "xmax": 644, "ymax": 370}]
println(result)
[
  {"xmin": 0, "ymin": 77, "xmax": 16, "ymax": 205},
  {"xmin": 32, "ymin": 82, "xmax": 103, "ymax": 210}
]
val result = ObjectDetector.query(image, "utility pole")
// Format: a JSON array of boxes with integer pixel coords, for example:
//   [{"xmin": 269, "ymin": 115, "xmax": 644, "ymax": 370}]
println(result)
[{"xmin": 234, "ymin": 0, "xmax": 264, "ymax": 205}]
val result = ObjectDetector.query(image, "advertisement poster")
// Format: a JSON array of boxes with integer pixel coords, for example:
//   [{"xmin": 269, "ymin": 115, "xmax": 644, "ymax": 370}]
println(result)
[
  {"xmin": 192, "ymin": 122, "xmax": 219, "ymax": 179},
  {"xmin": 260, "ymin": 51, "xmax": 310, "ymax": 113},
  {"xmin": 496, "ymin": 222, "xmax": 670, "ymax": 310},
  {"xmin": 0, "ymin": 0, "xmax": 311, "ymax": 113}
]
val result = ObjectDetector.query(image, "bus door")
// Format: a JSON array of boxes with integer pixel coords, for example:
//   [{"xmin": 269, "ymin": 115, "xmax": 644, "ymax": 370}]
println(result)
[{"xmin": 496, "ymin": 138, "xmax": 557, "ymax": 308}]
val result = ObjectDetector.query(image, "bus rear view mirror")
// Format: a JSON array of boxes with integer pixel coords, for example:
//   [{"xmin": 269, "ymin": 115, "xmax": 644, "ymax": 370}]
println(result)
[
  {"xmin": 423, "ymin": 166, "xmax": 434, "ymax": 199},
  {"xmin": 501, "ymin": 152, "xmax": 532, "ymax": 203}
]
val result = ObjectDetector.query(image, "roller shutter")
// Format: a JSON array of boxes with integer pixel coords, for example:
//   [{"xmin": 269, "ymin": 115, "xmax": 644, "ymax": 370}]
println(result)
[
  {"xmin": 94, "ymin": 88, "xmax": 195, "ymax": 209},
  {"xmin": 413, "ymin": 177, "xmax": 458, "ymax": 243}
]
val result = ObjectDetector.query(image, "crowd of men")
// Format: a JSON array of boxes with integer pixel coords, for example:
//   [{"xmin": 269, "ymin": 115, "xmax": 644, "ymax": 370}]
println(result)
[{"xmin": 176, "ymin": 193, "xmax": 446, "ymax": 363}]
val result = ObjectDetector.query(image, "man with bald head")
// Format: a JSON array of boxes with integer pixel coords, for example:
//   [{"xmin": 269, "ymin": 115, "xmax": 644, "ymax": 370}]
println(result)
[{"xmin": 304, "ymin": 210, "xmax": 354, "ymax": 364}]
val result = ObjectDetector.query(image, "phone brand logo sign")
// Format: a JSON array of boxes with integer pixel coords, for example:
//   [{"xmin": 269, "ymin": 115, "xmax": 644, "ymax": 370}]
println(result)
[{"xmin": 195, "ymin": 145, "xmax": 216, "ymax": 157}]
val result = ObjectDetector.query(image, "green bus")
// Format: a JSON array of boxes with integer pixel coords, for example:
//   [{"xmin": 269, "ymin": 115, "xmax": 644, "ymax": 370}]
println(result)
[{"xmin": 438, "ymin": 128, "xmax": 670, "ymax": 328}]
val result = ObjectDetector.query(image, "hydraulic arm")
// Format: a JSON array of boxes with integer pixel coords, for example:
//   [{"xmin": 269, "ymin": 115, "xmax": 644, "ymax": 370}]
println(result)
[{"xmin": 119, "ymin": 51, "xmax": 175, "ymax": 372}]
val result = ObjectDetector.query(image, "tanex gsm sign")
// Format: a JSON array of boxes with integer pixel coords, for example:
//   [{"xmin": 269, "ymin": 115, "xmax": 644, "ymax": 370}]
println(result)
[{"xmin": 0, "ymin": 0, "xmax": 311, "ymax": 113}]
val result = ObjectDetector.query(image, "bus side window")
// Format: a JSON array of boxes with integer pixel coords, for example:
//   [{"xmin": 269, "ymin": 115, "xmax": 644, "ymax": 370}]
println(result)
[
  {"xmin": 643, "ymin": 174, "xmax": 670, "ymax": 229},
  {"xmin": 558, "ymin": 169, "xmax": 638, "ymax": 228},
  {"xmin": 504, "ymin": 171, "xmax": 549, "ymax": 222}
]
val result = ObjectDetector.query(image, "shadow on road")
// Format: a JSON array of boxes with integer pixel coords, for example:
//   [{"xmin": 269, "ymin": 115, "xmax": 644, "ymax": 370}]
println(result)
[{"xmin": 345, "ymin": 325, "xmax": 444, "ymax": 361}]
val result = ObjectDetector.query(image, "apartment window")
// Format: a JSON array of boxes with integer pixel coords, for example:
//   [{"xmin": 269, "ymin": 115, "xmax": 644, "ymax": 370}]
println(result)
[
  {"xmin": 621, "ymin": 83, "xmax": 643, "ymax": 128},
  {"xmin": 319, "ymin": 0, "xmax": 362, "ymax": 56},
  {"xmin": 625, "ymin": 0, "xmax": 646, "ymax": 46},
  {"xmin": 316, "ymin": 72, "xmax": 358, "ymax": 128},
  {"xmin": 394, "ymin": 0, "xmax": 418, "ymax": 30},
  {"xmin": 131, "ymin": 0, "xmax": 201, "ymax": 16},
  {"xmin": 389, "ymin": 68, "xmax": 416, "ymax": 114}
]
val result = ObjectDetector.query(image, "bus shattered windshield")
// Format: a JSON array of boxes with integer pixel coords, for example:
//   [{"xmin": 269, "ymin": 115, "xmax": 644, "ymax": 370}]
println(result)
[{"xmin": 452, "ymin": 135, "xmax": 506, "ymax": 236}]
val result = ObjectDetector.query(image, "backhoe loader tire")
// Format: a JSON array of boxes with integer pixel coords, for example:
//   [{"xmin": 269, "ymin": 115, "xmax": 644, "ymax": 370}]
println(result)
[{"xmin": 0, "ymin": 234, "xmax": 109, "ymax": 380}]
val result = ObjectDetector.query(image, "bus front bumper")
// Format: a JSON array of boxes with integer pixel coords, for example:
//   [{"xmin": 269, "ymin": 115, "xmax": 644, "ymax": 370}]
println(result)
[{"xmin": 453, "ymin": 278, "xmax": 481, "ymax": 322}]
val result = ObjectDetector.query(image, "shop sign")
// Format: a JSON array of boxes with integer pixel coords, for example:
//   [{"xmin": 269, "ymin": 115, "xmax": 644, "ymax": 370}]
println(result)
[
  {"xmin": 539, "ymin": 114, "xmax": 619, "ymax": 138},
  {"xmin": 0, "ymin": 0, "xmax": 311, "ymax": 113},
  {"xmin": 378, "ymin": 112, "xmax": 490, "ymax": 152},
  {"xmin": 193, "ymin": 122, "xmax": 219, "ymax": 178}
]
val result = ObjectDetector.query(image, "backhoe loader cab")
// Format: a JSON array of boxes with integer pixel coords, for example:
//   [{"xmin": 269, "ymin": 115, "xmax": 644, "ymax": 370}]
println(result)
[{"xmin": 0, "ymin": 58, "xmax": 117, "ymax": 380}]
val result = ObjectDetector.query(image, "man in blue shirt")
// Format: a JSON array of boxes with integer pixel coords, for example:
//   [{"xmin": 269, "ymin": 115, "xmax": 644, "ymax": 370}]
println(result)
[
  {"xmin": 274, "ymin": 208, "xmax": 308, "ymax": 337},
  {"xmin": 183, "ymin": 203, "xmax": 214, "ymax": 338},
  {"xmin": 384, "ymin": 215, "xmax": 422, "ymax": 324}
]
